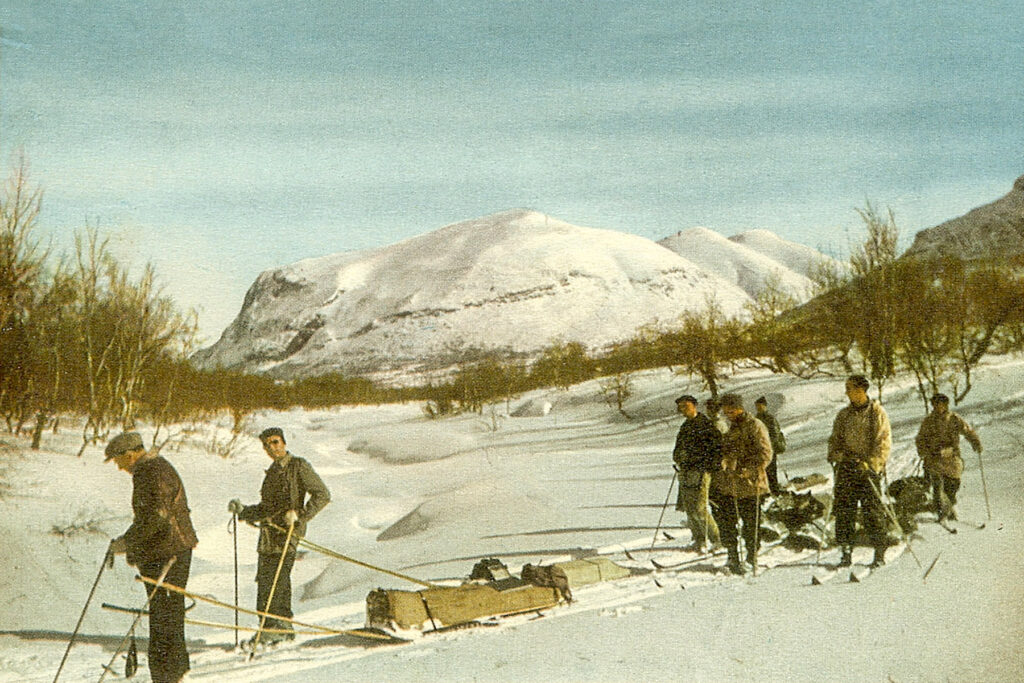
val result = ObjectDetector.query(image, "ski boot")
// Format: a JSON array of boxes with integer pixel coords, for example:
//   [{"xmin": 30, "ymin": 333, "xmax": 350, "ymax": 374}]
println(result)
[
  {"xmin": 838, "ymin": 546, "xmax": 853, "ymax": 568},
  {"xmin": 869, "ymin": 546, "xmax": 886, "ymax": 569}
]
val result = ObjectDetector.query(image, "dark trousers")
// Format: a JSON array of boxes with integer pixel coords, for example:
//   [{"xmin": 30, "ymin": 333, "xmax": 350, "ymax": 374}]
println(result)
[
  {"xmin": 767, "ymin": 456, "xmax": 781, "ymax": 495},
  {"xmin": 140, "ymin": 550, "xmax": 191, "ymax": 683},
  {"xmin": 833, "ymin": 463, "xmax": 887, "ymax": 549},
  {"xmin": 257, "ymin": 551, "xmax": 296, "ymax": 632},
  {"xmin": 929, "ymin": 472, "xmax": 961, "ymax": 515},
  {"xmin": 710, "ymin": 490, "xmax": 763, "ymax": 558}
]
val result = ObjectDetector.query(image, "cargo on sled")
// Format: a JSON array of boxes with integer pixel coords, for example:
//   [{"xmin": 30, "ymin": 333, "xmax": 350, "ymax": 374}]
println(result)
[{"xmin": 366, "ymin": 556, "xmax": 633, "ymax": 632}]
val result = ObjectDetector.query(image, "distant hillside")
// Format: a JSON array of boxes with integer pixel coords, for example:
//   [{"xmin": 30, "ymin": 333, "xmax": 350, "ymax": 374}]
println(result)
[
  {"xmin": 658, "ymin": 227, "xmax": 836, "ymax": 300},
  {"xmin": 903, "ymin": 174, "xmax": 1024, "ymax": 260}
]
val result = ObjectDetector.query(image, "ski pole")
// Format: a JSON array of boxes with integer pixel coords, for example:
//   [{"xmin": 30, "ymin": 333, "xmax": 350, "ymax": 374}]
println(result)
[
  {"xmin": 232, "ymin": 513, "xmax": 240, "ymax": 649},
  {"xmin": 867, "ymin": 473, "xmax": 922, "ymax": 569},
  {"xmin": 53, "ymin": 548, "xmax": 111, "ymax": 683},
  {"xmin": 250, "ymin": 520, "xmax": 295, "ymax": 656},
  {"xmin": 259, "ymin": 519, "xmax": 437, "ymax": 588},
  {"xmin": 135, "ymin": 575, "xmax": 393, "ymax": 639},
  {"xmin": 648, "ymin": 469, "xmax": 678, "ymax": 553},
  {"xmin": 732, "ymin": 477, "xmax": 743, "ymax": 565},
  {"xmin": 816, "ymin": 495, "xmax": 834, "ymax": 567},
  {"xmin": 975, "ymin": 447, "xmax": 991, "ymax": 521},
  {"xmin": 97, "ymin": 557, "xmax": 176, "ymax": 683},
  {"xmin": 752, "ymin": 492, "xmax": 761, "ymax": 577}
]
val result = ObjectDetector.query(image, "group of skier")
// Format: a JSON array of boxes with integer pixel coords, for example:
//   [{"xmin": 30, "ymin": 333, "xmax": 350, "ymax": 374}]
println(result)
[
  {"xmin": 90, "ymin": 372, "xmax": 985, "ymax": 682},
  {"xmin": 102, "ymin": 426, "xmax": 330, "ymax": 683},
  {"xmin": 671, "ymin": 374, "xmax": 983, "ymax": 576}
]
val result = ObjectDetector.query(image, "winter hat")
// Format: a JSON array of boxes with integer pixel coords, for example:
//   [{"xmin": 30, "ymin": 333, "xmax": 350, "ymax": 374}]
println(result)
[
  {"xmin": 754, "ymin": 396, "xmax": 768, "ymax": 406},
  {"xmin": 675, "ymin": 394, "xmax": 698, "ymax": 405},
  {"xmin": 105, "ymin": 432, "xmax": 144, "ymax": 461},
  {"xmin": 719, "ymin": 393, "xmax": 744, "ymax": 409},
  {"xmin": 930, "ymin": 393, "xmax": 950, "ymax": 405}
]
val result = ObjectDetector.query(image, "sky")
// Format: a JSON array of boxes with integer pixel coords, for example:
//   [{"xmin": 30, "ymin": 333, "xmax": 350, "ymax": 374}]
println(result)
[{"xmin": 1, "ymin": 1, "xmax": 1022, "ymax": 342}]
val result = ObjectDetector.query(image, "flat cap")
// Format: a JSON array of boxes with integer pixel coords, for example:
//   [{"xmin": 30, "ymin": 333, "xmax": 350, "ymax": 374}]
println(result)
[{"xmin": 105, "ymin": 432, "xmax": 144, "ymax": 461}]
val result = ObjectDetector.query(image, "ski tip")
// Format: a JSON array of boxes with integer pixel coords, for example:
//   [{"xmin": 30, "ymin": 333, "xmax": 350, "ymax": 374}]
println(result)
[
  {"xmin": 811, "ymin": 575, "xmax": 822, "ymax": 586},
  {"xmin": 848, "ymin": 572, "xmax": 860, "ymax": 583},
  {"xmin": 624, "ymin": 549, "xmax": 637, "ymax": 561}
]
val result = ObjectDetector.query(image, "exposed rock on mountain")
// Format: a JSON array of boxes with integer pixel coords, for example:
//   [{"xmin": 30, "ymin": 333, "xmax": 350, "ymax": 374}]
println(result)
[
  {"xmin": 194, "ymin": 210, "xmax": 757, "ymax": 378},
  {"xmin": 904, "ymin": 175, "xmax": 1024, "ymax": 260}
]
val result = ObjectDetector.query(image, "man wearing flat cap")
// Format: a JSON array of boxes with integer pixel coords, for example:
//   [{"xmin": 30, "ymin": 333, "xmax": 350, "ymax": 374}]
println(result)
[
  {"xmin": 915, "ymin": 393, "xmax": 982, "ymax": 522},
  {"xmin": 672, "ymin": 394, "xmax": 722, "ymax": 552},
  {"xmin": 228, "ymin": 427, "xmax": 330, "ymax": 646},
  {"xmin": 106, "ymin": 432, "xmax": 198, "ymax": 683}
]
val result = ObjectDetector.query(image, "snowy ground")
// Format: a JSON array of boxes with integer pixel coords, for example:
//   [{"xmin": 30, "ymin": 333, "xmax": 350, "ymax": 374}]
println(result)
[{"xmin": 1, "ymin": 360, "xmax": 1022, "ymax": 683}]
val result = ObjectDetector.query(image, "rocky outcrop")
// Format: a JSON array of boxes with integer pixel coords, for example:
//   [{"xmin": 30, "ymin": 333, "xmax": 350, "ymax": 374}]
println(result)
[{"xmin": 903, "ymin": 175, "xmax": 1024, "ymax": 260}]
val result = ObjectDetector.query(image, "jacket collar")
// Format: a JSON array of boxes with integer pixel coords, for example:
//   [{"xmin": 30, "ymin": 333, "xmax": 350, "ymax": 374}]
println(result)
[{"xmin": 269, "ymin": 451, "xmax": 293, "ymax": 470}]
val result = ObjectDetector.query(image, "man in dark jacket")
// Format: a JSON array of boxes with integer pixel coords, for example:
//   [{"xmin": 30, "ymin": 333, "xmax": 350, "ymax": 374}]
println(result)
[
  {"xmin": 709, "ymin": 393, "xmax": 773, "ymax": 575},
  {"xmin": 672, "ymin": 394, "xmax": 722, "ymax": 552},
  {"xmin": 754, "ymin": 396, "xmax": 786, "ymax": 496},
  {"xmin": 229, "ymin": 427, "xmax": 330, "ymax": 645},
  {"xmin": 107, "ymin": 431, "xmax": 198, "ymax": 683}
]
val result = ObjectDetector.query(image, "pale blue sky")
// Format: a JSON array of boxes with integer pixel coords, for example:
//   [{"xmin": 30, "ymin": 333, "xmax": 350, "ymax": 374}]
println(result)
[{"xmin": 1, "ymin": 1, "xmax": 1022, "ymax": 342}]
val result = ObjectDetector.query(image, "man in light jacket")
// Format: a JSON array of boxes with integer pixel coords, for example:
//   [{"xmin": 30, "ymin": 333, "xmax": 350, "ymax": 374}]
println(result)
[
  {"xmin": 827, "ymin": 375, "xmax": 892, "ymax": 568},
  {"xmin": 709, "ymin": 393, "xmax": 772, "ymax": 575},
  {"xmin": 915, "ymin": 393, "xmax": 982, "ymax": 522}
]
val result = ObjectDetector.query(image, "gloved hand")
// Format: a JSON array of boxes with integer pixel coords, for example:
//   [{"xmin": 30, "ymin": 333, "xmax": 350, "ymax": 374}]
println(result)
[
  {"xmin": 227, "ymin": 499, "xmax": 244, "ymax": 515},
  {"xmin": 284, "ymin": 509, "xmax": 300, "ymax": 526},
  {"xmin": 672, "ymin": 463, "xmax": 681, "ymax": 473},
  {"xmin": 109, "ymin": 536, "xmax": 127, "ymax": 554}
]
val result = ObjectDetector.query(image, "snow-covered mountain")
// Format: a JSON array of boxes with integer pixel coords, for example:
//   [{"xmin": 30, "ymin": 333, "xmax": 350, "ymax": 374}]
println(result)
[
  {"xmin": 729, "ymin": 228, "xmax": 839, "ymax": 279},
  {"xmin": 195, "ymin": 210, "xmax": 763, "ymax": 378},
  {"xmin": 903, "ymin": 174, "xmax": 1024, "ymax": 260},
  {"xmin": 658, "ymin": 227, "xmax": 836, "ymax": 301}
]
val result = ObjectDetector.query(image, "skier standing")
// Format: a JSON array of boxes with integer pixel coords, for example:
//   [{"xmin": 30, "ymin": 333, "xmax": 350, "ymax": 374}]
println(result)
[
  {"xmin": 754, "ymin": 396, "xmax": 787, "ymax": 496},
  {"xmin": 671, "ymin": 394, "xmax": 722, "ymax": 552},
  {"xmin": 827, "ymin": 375, "xmax": 892, "ymax": 568},
  {"xmin": 228, "ymin": 427, "xmax": 331, "ymax": 646},
  {"xmin": 915, "ymin": 393, "xmax": 982, "ymax": 522},
  {"xmin": 106, "ymin": 431, "xmax": 198, "ymax": 683},
  {"xmin": 709, "ymin": 393, "xmax": 772, "ymax": 574}
]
